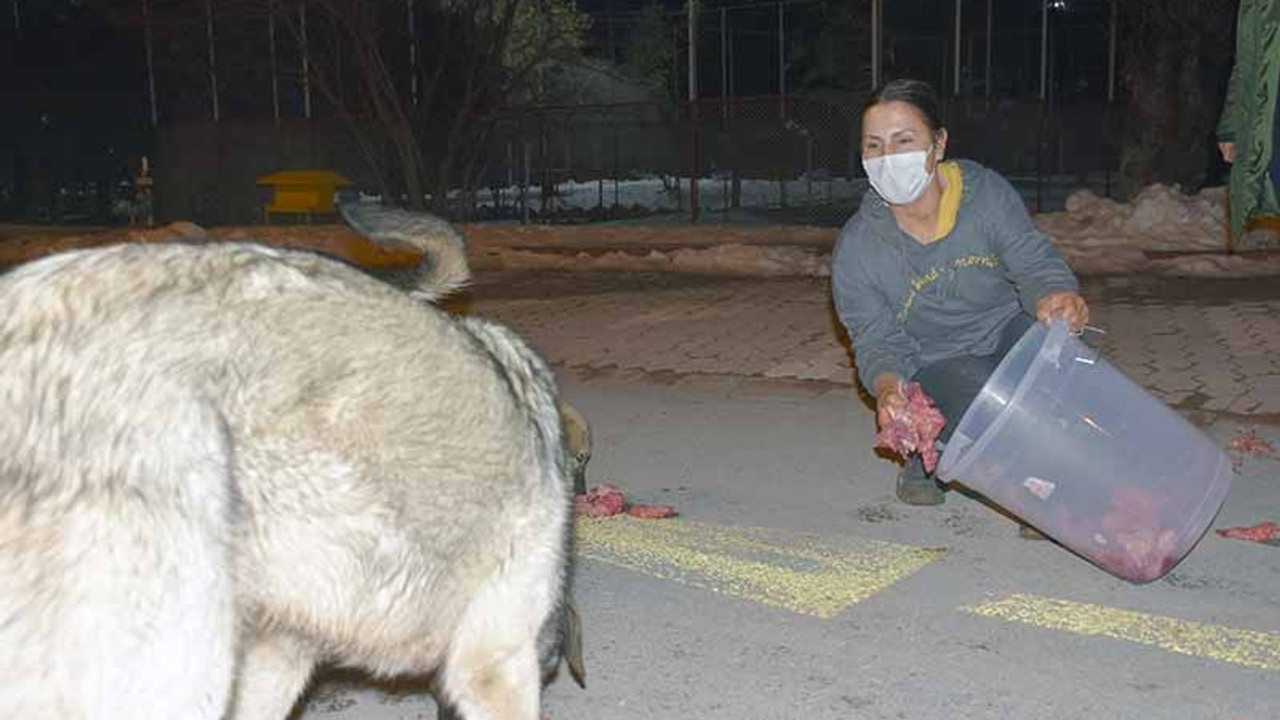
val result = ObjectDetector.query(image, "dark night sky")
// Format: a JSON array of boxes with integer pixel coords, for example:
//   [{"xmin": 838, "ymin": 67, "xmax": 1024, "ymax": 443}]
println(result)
[
  {"xmin": 2, "ymin": 1, "xmax": 147, "ymax": 190},
  {"xmin": 0, "ymin": 0, "xmax": 1115, "ymax": 199},
  {"xmin": 582, "ymin": 0, "xmax": 1113, "ymax": 98}
]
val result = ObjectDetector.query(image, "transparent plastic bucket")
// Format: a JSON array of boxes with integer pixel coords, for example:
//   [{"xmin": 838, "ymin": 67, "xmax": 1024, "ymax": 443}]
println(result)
[{"xmin": 936, "ymin": 320, "xmax": 1233, "ymax": 583}]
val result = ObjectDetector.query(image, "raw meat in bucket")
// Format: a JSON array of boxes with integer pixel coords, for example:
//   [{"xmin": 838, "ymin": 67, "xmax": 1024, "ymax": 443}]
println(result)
[
  {"xmin": 573, "ymin": 484, "xmax": 677, "ymax": 519},
  {"xmin": 875, "ymin": 382, "xmax": 947, "ymax": 472},
  {"xmin": 1091, "ymin": 487, "xmax": 1179, "ymax": 581}
]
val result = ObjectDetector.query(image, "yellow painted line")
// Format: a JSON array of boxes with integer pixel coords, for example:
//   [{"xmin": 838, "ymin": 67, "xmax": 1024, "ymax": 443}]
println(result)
[
  {"xmin": 574, "ymin": 516, "xmax": 945, "ymax": 619},
  {"xmin": 965, "ymin": 593, "xmax": 1280, "ymax": 671}
]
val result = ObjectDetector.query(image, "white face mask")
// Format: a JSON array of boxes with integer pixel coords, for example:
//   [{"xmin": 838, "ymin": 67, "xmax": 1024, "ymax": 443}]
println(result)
[{"xmin": 862, "ymin": 148, "xmax": 936, "ymax": 205}]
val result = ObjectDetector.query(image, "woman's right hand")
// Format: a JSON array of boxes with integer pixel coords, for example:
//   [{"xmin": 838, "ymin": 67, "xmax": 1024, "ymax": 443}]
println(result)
[
  {"xmin": 1219, "ymin": 141, "xmax": 1236, "ymax": 164},
  {"xmin": 874, "ymin": 373, "xmax": 909, "ymax": 430}
]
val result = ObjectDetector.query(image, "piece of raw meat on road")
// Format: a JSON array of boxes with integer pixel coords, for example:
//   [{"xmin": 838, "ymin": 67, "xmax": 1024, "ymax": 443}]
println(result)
[
  {"xmin": 1228, "ymin": 430, "xmax": 1275, "ymax": 457},
  {"xmin": 626, "ymin": 503, "xmax": 678, "ymax": 519},
  {"xmin": 1215, "ymin": 521, "xmax": 1280, "ymax": 544},
  {"xmin": 573, "ymin": 484, "xmax": 678, "ymax": 519},
  {"xmin": 573, "ymin": 484, "xmax": 627, "ymax": 517}
]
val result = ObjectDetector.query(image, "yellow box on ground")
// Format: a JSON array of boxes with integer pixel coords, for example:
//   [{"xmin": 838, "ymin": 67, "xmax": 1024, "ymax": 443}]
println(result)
[
  {"xmin": 574, "ymin": 516, "xmax": 945, "ymax": 619},
  {"xmin": 257, "ymin": 170, "xmax": 351, "ymax": 223},
  {"xmin": 965, "ymin": 593, "xmax": 1280, "ymax": 671}
]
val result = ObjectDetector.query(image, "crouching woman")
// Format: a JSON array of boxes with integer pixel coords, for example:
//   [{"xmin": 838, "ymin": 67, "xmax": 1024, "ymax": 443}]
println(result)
[{"xmin": 832, "ymin": 79, "xmax": 1088, "ymax": 509}]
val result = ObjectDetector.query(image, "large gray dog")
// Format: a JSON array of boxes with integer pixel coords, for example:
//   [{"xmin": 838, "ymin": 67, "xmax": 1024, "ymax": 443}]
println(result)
[{"xmin": 0, "ymin": 205, "xmax": 578, "ymax": 720}]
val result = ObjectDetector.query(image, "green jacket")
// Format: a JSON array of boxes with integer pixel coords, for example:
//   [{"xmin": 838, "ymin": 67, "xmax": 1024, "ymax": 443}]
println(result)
[{"xmin": 1218, "ymin": 0, "xmax": 1280, "ymax": 239}]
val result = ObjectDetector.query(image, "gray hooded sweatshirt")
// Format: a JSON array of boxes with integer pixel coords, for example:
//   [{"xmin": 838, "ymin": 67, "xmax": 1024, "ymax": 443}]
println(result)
[{"xmin": 831, "ymin": 159, "xmax": 1078, "ymax": 396}]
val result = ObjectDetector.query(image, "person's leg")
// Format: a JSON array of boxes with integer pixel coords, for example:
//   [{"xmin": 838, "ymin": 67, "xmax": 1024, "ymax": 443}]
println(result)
[
  {"xmin": 991, "ymin": 313, "xmax": 1049, "ymax": 538},
  {"xmin": 913, "ymin": 354, "xmax": 1003, "ymax": 445},
  {"xmin": 893, "ymin": 313, "xmax": 1036, "ymax": 506},
  {"xmin": 892, "ymin": 354, "xmax": 998, "ymax": 505},
  {"xmin": 917, "ymin": 313, "xmax": 1035, "ymax": 445},
  {"xmin": 994, "ymin": 312, "xmax": 1037, "ymax": 357},
  {"xmin": 907, "ymin": 312, "xmax": 1047, "ymax": 538}
]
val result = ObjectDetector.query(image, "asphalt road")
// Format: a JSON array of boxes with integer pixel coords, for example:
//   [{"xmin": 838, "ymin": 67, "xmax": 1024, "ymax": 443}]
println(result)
[{"xmin": 296, "ymin": 371, "xmax": 1280, "ymax": 720}]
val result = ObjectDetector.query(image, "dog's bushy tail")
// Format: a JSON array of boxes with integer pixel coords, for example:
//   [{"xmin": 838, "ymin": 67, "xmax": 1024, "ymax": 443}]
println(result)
[{"xmin": 339, "ymin": 202, "xmax": 470, "ymax": 302}]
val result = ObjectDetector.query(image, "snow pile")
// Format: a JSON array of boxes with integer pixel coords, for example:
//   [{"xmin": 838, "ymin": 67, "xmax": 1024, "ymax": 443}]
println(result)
[
  {"xmin": 473, "ymin": 181, "xmax": 1278, "ymax": 279},
  {"xmin": 128, "ymin": 221, "xmax": 208, "ymax": 242},
  {"xmin": 471, "ymin": 243, "xmax": 831, "ymax": 277},
  {"xmin": 1147, "ymin": 253, "xmax": 1280, "ymax": 278},
  {"xmin": 1033, "ymin": 184, "xmax": 1276, "ymax": 276},
  {"xmin": 0, "ymin": 221, "xmax": 209, "ymax": 264},
  {"xmin": 1037, "ymin": 184, "xmax": 1226, "ymax": 253},
  {"xmin": 11, "ymin": 180, "xmax": 1280, "ymax": 280},
  {"xmin": 467, "ymin": 176, "xmax": 867, "ymax": 214}
]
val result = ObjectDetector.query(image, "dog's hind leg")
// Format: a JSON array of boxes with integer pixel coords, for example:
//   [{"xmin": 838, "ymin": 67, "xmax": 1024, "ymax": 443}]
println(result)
[
  {"xmin": 436, "ymin": 558, "xmax": 558, "ymax": 720},
  {"xmin": 227, "ymin": 632, "xmax": 318, "ymax": 720},
  {"xmin": 439, "ymin": 636, "xmax": 541, "ymax": 720}
]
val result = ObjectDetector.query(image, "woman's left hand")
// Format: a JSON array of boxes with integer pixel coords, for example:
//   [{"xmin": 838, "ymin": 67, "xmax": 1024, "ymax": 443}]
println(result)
[{"xmin": 1035, "ymin": 291, "xmax": 1089, "ymax": 333}]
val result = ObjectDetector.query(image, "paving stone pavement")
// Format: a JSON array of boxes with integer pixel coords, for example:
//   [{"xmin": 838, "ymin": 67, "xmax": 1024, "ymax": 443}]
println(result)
[{"xmin": 463, "ymin": 272, "xmax": 1280, "ymax": 419}]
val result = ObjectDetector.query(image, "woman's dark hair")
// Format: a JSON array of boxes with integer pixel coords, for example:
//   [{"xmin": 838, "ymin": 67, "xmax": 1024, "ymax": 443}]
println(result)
[{"xmin": 862, "ymin": 79, "xmax": 944, "ymax": 134}]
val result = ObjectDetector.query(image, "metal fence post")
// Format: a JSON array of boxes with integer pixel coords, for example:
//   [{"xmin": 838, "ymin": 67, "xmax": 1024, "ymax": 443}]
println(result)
[
  {"xmin": 521, "ymin": 138, "xmax": 530, "ymax": 224},
  {"xmin": 720, "ymin": 8, "xmax": 728, "ymax": 122},
  {"xmin": 1107, "ymin": 0, "xmax": 1117, "ymax": 103},
  {"xmin": 597, "ymin": 118, "xmax": 605, "ymax": 213},
  {"xmin": 300, "ymin": 1, "xmax": 311, "ymax": 119},
  {"xmin": 985, "ymin": 0, "xmax": 993, "ymax": 100},
  {"xmin": 690, "ymin": 102, "xmax": 701, "ymax": 223},
  {"xmin": 143, "ymin": 0, "xmax": 158, "ymax": 126},
  {"xmin": 205, "ymin": 0, "xmax": 219, "ymax": 122},
  {"xmin": 953, "ymin": 0, "xmax": 962, "ymax": 96},
  {"xmin": 778, "ymin": 2, "xmax": 786, "ymax": 118},
  {"xmin": 268, "ymin": 0, "xmax": 281, "ymax": 124},
  {"xmin": 871, "ymin": 0, "xmax": 882, "ymax": 89},
  {"xmin": 689, "ymin": 0, "xmax": 700, "ymax": 223}
]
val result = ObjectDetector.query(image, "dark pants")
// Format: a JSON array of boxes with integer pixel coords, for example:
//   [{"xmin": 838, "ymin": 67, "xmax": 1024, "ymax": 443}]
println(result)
[{"xmin": 912, "ymin": 312, "xmax": 1036, "ymax": 448}]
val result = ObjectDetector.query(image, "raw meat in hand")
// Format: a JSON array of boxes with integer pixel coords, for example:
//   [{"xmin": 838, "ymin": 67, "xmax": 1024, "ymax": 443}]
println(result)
[{"xmin": 876, "ymin": 382, "xmax": 947, "ymax": 473}]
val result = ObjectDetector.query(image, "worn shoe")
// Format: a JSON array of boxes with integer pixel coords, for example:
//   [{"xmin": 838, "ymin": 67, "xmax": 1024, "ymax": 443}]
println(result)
[{"xmin": 895, "ymin": 457, "xmax": 946, "ymax": 506}]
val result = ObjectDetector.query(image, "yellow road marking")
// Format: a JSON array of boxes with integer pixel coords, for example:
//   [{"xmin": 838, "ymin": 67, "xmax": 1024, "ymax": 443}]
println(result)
[
  {"xmin": 965, "ymin": 593, "xmax": 1280, "ymax": 671},
  {"xmin": 574, "ymin": 516, "xmax": 945, "ymax": 619}
]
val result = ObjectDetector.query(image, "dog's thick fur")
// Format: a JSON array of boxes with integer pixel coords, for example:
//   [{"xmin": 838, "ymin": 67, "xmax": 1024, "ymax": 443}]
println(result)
[
  {"xmin": 338, "ymin": 201, "xmax": 471, "ymax": 302},
  {"xmin": 0, "ymin": 232, "xmax": 571, "ymax": 720}
]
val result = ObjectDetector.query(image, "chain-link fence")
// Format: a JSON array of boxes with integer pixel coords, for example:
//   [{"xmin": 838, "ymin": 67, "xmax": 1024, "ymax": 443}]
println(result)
[
  {"xmin": 129, "ymin": 89, "xmax": 1122, "ymax": 227},
  {"xmin": 462, "ymin": 90, "xmax": 1121, "ymax": 227},
  {"xmin": 471, "ymin": 96, "xmax": 863, "ymax": 225}
]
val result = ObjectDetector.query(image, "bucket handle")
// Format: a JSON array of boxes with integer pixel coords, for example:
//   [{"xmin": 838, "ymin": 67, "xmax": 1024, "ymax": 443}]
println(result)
[
  {"xmin": 1042, "ymin": 321, "xmax": 1105, "ymax": 368},
  {"xmin": 1071, "ymin": 324, "xmax": 1106, "ymax": 365}
]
